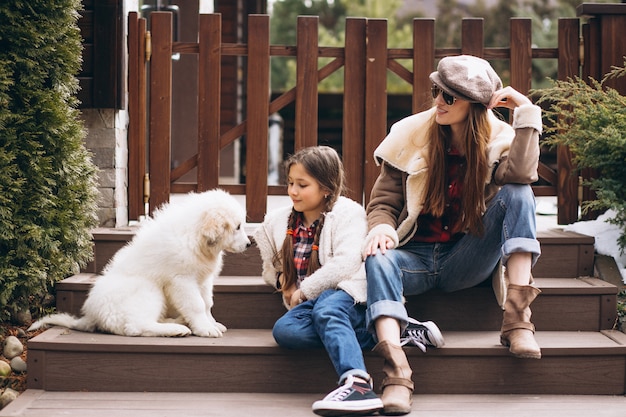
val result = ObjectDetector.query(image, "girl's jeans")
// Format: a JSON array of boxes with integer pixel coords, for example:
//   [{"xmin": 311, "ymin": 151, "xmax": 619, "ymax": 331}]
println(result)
[
  {"xmin": 272, "ymin": 288, "xmax": 375, "ymax": 384},
  {"xmin": 365, "ymin": 184, "xmax": 542, "ymax": 331}
]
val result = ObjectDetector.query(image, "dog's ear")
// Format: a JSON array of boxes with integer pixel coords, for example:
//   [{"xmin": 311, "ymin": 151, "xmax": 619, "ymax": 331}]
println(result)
[{"xmin": 200, "ymin": 210, "xmax": 231, "ymax": 246}]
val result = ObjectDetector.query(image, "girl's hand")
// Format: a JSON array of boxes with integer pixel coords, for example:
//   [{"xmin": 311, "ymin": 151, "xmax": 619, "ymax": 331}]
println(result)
[
  {"xmin": 289, "ymin": 289, "xmax": 307, "ymax": 308},
  {"xmin": 281, "ymin": 284, "xmax": 296, "ymax": 307},
  {"xmin": 488, "ymin": 86, "xmax": 532, "ymax": 110},
  {"xmin": 363, "ymin": 233, "xmax": 394, "ymax": 257}
]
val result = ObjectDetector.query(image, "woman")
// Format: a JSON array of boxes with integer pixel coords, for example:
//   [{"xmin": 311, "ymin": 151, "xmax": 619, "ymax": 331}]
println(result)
[{"xmin": 363, "ymin": 55, "xmax": 543, "ymax": 415}]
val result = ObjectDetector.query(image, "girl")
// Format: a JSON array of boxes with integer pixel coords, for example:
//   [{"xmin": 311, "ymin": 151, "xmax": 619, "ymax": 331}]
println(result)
[
  {"xmin": 254, "ymin": 146, "xmax": 383, "ymax": 416},
  {"xmin": 363, "ymin": 55, "xmax": 543, "ymax": 415}
]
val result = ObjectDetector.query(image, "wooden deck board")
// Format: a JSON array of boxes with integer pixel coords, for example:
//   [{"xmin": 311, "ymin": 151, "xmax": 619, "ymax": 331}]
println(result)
[
  {"xmin": 29, "ymin": 327, "xmax": 626, "ymax": 354},
  {"xmin": 57, "ymin": 275, "xmax": 616, "ymax": 294},
  {"xmin": 2, "ymin": 391, "xmax": 626, "ymax": 417},
  {"xmin": 28, "ymin": 327, "xmax": 626, "ymax": 355}
]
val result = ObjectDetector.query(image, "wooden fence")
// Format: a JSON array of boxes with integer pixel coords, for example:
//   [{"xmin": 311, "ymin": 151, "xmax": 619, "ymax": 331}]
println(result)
[{"xmin": 128, "ymin": 12, "xmax": 583, "ymax": 224}]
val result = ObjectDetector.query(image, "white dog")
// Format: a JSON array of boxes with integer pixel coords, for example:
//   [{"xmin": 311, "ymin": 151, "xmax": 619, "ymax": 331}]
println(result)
[{"xmin": 29, "ymin": 189, "xmax": 250, "ymax": 337}]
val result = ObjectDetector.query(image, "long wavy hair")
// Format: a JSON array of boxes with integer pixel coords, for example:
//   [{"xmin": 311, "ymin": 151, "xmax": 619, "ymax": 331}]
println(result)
[
  {"xmin": 275, "ymin": 146, "xmax": 346, "ymax": 291},
  {"xmin": 422, "ymin": 103, "xmax": 491, "ymax": 236}
]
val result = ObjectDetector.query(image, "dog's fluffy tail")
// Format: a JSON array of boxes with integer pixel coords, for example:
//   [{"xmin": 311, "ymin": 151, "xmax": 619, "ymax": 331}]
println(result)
[{"xmin": 28, "ymin": 313, "xmax": 97, "ymax": 333}]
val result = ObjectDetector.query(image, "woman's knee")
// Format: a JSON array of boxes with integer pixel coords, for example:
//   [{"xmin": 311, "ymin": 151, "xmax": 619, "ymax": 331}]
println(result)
[{"xmin": 500, "ymin": 183, "xmax": 534, "ymax": 202}]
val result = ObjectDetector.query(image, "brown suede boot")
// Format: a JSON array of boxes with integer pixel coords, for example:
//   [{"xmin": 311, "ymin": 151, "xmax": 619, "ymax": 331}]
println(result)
[
  {"xmin": 372, "ymin": 340, "xmax": 414, "ymax": 415},
  {"xmin": 500, "ymin": 284, "xmax": 542, "ymax": 359}
]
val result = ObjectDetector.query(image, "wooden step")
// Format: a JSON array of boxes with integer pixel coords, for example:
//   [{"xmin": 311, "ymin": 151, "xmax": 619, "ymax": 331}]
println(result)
[
  {"xmin": 4, "ymin": 390, "xmax": 626, "ymax": 417},
  {"xmin": 84, "ymin": 227, "xmax": 595, "ymax": 278},
  {"xmin": 26, "ymin": 327, "xmax": 626, "ymax": 395},
  {"xmin": 55, "ymin": 275, "xmax": 618, "ymax": 332}
]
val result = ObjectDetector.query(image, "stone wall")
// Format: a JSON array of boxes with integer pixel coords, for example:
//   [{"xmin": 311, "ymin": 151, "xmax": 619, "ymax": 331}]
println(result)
[{"xmin": 81, "ymin": 109, "xmax": 129, "ymax": 227}]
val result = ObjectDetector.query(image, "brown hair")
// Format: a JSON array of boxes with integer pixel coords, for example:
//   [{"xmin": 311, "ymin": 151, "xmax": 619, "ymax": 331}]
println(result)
[
  {"xmin": 422, "ymin": 103, "xmax": 491, "ymax": 235},
  {"xmin": 275, "ymin": 146, "xmax": 346, "ymax": 291}
]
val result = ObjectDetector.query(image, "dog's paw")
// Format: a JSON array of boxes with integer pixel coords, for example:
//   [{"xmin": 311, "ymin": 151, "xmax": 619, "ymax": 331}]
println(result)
[
  {"xmin": 215, "ymin": 321, "xmax": 227, "ymax": 333},
  {"xmin": 125, "ymin": 323, "xmax": 192, "ymax": 337},
  {"xmin": 192, "ymin": 322, "xmax": 227, "ymax": 338}
]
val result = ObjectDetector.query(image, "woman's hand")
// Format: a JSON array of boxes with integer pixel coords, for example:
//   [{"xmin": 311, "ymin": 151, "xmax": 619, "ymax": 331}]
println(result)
[
  {"xmin": 289, "ymin": 288, "xmax": 307, "ymax": 308},
  {"xmin": 363, "ymin": 233, "xmax": 394, "ymax": 257},
  {"xmin": 488, "ymin": 86, "xmax": 532, "ymax": 110}
]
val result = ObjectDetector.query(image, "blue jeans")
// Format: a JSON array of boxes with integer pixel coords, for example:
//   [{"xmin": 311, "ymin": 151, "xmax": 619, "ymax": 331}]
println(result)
[
  {"xmin": 365, "ymin": 184, "xmax": 541, "ymax": 331},
  {"xmin": 272, "ymin": 289, "xmax": 375, "ymax": 383}
]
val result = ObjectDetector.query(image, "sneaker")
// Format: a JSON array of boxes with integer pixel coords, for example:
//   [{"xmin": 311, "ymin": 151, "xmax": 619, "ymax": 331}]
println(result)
[
  {"xmin": 400, "ymin": 317, "xmax": 445, "ymax": 352},
  {"xmin": 312, "ymin": 374, "xmax": 384, "ymax": 416}
]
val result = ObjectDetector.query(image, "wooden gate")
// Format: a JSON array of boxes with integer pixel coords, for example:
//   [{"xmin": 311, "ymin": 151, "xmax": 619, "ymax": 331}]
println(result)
[{"xmin": 128, "ymin": 12, "xmax": 582, "ymax": 224}]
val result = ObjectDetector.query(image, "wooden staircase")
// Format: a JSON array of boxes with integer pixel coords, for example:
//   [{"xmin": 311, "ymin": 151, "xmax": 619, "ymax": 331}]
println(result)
[{"xmin": 3, "ymin": 224, "xmax": 626, "ymax": 416}]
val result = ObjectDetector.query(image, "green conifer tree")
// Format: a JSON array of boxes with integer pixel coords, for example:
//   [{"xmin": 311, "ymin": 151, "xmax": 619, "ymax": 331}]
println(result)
[{"xmin": 0, "ymin": 0, "xmax": 99, "ymax": 323}]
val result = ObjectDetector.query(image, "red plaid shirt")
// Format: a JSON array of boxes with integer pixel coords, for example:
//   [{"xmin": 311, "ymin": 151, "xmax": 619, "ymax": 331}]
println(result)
[
  {"xmin": 412, "ymin": 147, "xmax": 466, "ymax": 243},
  {"xmin": 292, "ymin": 214, "xmax": 319, "ymax": 286}
]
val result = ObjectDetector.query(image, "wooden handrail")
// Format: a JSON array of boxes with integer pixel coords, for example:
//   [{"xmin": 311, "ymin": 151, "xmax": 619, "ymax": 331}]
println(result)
[{"xmin": 127, "ymin": 13, "xmax": 586, "ymax": 223}]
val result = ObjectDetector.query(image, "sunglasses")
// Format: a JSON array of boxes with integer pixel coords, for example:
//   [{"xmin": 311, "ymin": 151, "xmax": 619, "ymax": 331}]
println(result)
[{"xmin": 431, "ymin": 85, "xmax": 456, "ymax": 106}]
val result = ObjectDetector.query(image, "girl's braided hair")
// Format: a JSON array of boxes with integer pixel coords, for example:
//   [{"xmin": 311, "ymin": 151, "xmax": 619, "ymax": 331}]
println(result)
[{"xmin": 275, "ymin": 146, "xmax": 346, "ymax": 292}]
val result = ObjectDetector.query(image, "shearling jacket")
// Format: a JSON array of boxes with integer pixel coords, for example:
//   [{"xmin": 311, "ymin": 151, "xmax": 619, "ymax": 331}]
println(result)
[
  {"xmin": 365, "ymin": 104, "xmax": 543, "ymax": 306},
  {"xmin": 254, "ymin": 196, "xmax": 368, "ymax": 309}
]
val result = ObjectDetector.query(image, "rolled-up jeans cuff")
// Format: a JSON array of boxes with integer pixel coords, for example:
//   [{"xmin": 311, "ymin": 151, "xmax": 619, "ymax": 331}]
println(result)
[
  {"xmin": 502, "ymin": 237, "xmax": 542, "ymax": 267},
  {"xmin": 339, "ymin": 369, "xmax": 372, "ymax": 385},
  {"xmin": 366, "ymin": 300, "xmax": 409, "ymax": 334}
]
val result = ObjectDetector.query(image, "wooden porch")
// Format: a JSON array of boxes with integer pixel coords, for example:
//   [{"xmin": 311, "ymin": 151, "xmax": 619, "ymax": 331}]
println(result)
[
  {"xmin": 3, "ymin": 5, "xmax": 626, "ymax": 416},
  {"xmin": 1, "ymin": 209, "xmax": 625, "ymax": 416}
]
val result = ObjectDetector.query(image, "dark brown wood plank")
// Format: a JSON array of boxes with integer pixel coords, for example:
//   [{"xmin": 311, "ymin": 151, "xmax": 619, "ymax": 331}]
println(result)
[
  {"xmin": 295, "ymin": 16, "xmax": 319, "ymax": 150},
  {"xmin": 342, "ymin": 18, "xmax": 366, "ymax": 203},
  {"xmin": 196, "ymin": 14, "xmax": 221, "ymax": 192},
  {"xmin": 556, "ymin": 18, "xmax": 581, "ymax": 225},
  {"xmin": 599, "ymin": 14, "xmax": 626, "ymax": 94},
  {"xmin": 509, "ymin": 18, "xmax": 532, "ymax": 95},
  {"xmin": 413, "ymin": 19, "xmax": 435, "ymax": 113},
  {"xmin": 127, "ymin": 13, "xmax": 147, "ymax": 221},
  {"xmin": 148, "ymin": 12, "xmax": 173, "ymax": 214},
  {"xmin": 461, "ymin": 18, "xmax": 484, "ymax": 57},
  {"xmin": 245, "ymin": 15, "xmax": 270, "ymax": 223},
  {"xmin": 364, "ymin": 19, "xmax": 388, "ymax": 206}
]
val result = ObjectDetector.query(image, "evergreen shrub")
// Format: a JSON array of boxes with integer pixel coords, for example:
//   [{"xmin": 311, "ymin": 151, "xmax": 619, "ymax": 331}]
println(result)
[
  {"xmin": 0, "ymin": 0, "xmax": 99, "ymax": 322},
  {"xmin": 536, "ymin": 59, "xmax": 626, "ymax": 250}
]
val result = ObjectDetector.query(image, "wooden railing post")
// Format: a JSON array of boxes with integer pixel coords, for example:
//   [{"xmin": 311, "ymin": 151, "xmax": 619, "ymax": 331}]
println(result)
[
  {"xmin": 197, "ymin": 13, "xmax": 222, "ymax": 192},
  {"xmin": 461, "ymin": 18, "xmax": 484, "ymax": 57},
  {"xmin": 364, "ymin": 19, "xmax": 388, "ymax": 205},
  {"xmin": 578, "ymin": 3, "xmax": 626, "ymax": 94},
  {"xmin": 245, "ymin": 14, "xmax": 270, "ymax": 223},
  {"xmin": 413, "ymin": 19, "xmax": 435, "ymax": 114},
  {"xmin": 295, "ymin": 16, "xmax": 319, "ymax": 151},
  {"xmin": 343, "ymin": 18, "xmax": 367, "ymax": 203},
  {"xmin": 127, "ymin": 12, "xmax": 147, "ymax": 221},
  {"xmin": 509, "ymin": 18, "xmax": 532, "ymax": 95},
  {"xmin": 557, "ymin": 17, "xmax": 581, "ymax": 225},
  {"xmin": 148, "ymin": 12, "xmax": 173, "ymax": 214}
]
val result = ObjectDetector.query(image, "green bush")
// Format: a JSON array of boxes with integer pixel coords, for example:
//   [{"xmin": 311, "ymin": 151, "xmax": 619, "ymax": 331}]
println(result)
[
  {"xmin": 535, "ymin": 59, "xmax": 626, "ymax": 250},
  {"xmin": 0, "ymin": 0, "xmax": 99, "ymax": 322}
]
